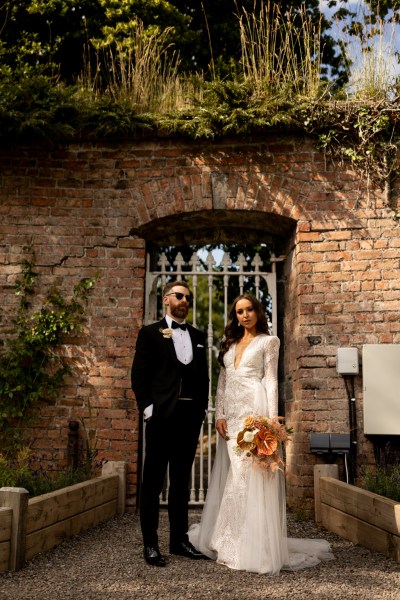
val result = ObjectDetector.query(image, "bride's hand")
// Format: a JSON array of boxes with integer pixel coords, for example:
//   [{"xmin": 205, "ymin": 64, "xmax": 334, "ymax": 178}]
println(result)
[{"xmin": 216, "ymin": 418, "xmax": 228, "ymax": 439}]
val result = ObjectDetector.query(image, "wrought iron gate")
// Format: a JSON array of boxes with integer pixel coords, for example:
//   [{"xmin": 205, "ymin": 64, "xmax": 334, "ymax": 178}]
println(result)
[{"xmin": 143, "ymin": 247, "xmax": 282, "ymax": 505}]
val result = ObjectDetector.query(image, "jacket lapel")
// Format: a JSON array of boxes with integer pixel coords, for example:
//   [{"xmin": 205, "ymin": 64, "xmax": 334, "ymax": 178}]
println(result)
[{"xmin": 159, "ymin": 318, "xmax": 179, "ymax": 362}]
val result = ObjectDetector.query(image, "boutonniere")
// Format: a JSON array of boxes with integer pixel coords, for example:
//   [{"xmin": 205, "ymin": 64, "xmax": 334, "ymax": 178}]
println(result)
[{"xmin": 159, "ymin": 327, "xmax": 173, "ymax": 339}]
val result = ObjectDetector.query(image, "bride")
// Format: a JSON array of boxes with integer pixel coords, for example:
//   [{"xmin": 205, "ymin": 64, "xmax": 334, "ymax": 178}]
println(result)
[{"xmin": 189, "ymin": 293, "xmax": 333, "ymax": 575}]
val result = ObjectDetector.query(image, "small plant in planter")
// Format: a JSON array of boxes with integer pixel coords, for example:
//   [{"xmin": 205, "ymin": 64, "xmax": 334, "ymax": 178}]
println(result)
[
  {"xmin": 362, "ymin": 464, "xmax": 400, "ymax": 503},
  {"xmin": 0, "ymin": 444, "xmax": 103, "ymax": 496},
  {"xmin": 362, "ymin": 442, "xmax": 400, "ymax": 503}
]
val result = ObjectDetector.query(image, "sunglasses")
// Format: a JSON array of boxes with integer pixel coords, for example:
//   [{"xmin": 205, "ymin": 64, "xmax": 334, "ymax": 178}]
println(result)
[{"xmin": 166, "ymin": 292, "xmax": 192, "ymax": 302}]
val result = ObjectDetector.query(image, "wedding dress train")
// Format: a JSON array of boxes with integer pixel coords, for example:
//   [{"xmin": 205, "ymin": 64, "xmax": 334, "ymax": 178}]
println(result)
[{"xmin": 189, "ymin": 335, "xmax": 333, "ymax": 575}]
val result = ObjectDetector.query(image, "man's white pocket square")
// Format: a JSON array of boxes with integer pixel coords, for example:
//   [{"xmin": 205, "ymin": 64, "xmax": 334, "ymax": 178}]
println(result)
[{"xmin": 197, "ymin": 344, "xmax": 204, "ymax": 348}]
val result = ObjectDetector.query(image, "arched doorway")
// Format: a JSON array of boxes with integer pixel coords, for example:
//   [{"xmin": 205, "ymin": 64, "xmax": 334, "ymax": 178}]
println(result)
[{"xmin": 133, "ymin": 210, "xmax": 297, "ymax": 504}]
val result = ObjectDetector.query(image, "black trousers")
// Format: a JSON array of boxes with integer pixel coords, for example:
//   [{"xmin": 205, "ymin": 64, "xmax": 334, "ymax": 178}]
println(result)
[{"xmin": 140, "ymin": 401, "xmax": 204, "ymax": 547}]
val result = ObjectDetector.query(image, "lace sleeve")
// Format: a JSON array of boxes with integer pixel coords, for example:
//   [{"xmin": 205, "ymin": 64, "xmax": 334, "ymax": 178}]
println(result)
[
  {"xmin": 215, "ymin": 366, "xmax": 227, "ymax": 421},
  {"xmin": 264, "ymin": 336, "xmax": 280, "ymax": 418}
]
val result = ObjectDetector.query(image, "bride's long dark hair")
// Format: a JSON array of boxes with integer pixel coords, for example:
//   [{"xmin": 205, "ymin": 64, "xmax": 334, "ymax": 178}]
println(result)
[{"xmin": 217, "ymin": 293, "xmax": 270, "ymax": 366}]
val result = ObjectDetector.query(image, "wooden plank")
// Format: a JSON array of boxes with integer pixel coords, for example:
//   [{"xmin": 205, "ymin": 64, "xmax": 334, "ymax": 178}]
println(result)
[
  {"xmin": 27, "ymin": 475, "xmax": 118, "ymax": 534},
  {"xmin": 0, "ymin": 541, "xmax": 10, "ymax": 573},
  {"xmin": 0, "ymin": 507, "xmax": 12, "ymax": 542},
  {"xmin": 314, "ymin": 465, "xmax": 339, "ymax": 525},
  {"xmin": 320, "ymin": 503, "xmax": 400, "ymax": 562},
  {"xmin": 0, "ymin": 487, "xmax": 29, "ymax": 571},
  {"xmin": 101, "ymin": 461, "xmax": 126, "ymax": 515},
  {"xmin": 320, "ymin": 477, "xmax": 400, "ymax": 536},
  {"xmin": 25, "ymin": 499, "xmax": 117, "ymax": 560}
]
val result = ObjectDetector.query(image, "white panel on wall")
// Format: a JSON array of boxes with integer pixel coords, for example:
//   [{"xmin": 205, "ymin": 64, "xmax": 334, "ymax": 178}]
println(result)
[{"xmin": 363, "ymin": 344, "xmax": 400, "ymax": 435}]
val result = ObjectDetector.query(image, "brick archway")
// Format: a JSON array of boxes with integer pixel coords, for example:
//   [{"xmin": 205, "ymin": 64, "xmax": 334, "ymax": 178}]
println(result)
[
  {"xmin": 132, "ymin": 208, "xmax": 296, "ymax": 248},
  {"xmin": 1, "ymin": 133, "xmax": 398, "ymax": 512}
]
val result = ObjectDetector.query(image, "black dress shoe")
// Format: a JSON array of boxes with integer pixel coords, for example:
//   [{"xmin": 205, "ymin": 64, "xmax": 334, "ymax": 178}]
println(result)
[
  {"xmin": 143, "ymin": 546, "xmax": 167, "ymax": 567},
  {"xmin": 169, "ymin": 540, "xmax": 209, "ymax": 560}
]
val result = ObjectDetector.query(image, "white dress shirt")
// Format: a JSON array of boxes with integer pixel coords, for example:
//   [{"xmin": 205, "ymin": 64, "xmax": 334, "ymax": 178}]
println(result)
[{"xmin": 166, "ymin": 315, "xmax": 193, "ymax": 365}]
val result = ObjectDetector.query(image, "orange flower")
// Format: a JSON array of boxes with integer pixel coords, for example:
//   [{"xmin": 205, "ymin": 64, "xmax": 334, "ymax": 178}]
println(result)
[
  {"xmin": 243, "ymin": 415, "xmax": 256, "ymax": 428},
  {"xmin": 235, "ymin": 414, "xmax": 290, "ymax": 472},
  {"xmin": 255, "ymin": 429, "xmax": 278, "ymax": 456}
]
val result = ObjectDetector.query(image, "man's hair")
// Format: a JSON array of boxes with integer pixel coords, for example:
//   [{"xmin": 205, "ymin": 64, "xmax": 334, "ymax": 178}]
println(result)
[{"xmin": 162, "ymin": 280, "xmax": 190, "ymax": 297}]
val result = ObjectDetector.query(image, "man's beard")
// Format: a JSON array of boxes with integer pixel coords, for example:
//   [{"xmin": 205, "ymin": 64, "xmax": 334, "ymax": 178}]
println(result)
[{"xmin": 171, "ymin": 305, "xmax": 189, "ymax": 319}]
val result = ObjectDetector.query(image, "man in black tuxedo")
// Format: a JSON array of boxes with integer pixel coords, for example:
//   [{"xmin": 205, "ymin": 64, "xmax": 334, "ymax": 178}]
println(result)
[{"xmin": 131, "ymin": 281, "xmax": 209, "ymax": 566}]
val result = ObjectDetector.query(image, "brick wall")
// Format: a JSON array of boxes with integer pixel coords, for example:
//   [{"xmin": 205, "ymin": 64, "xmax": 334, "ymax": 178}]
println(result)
[{"xmin": 1, "ymin": 134, "xmax": 399, "ymax": 511}]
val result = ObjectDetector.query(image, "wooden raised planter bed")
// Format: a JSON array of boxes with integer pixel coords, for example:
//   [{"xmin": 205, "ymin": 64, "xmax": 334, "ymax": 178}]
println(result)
[
  {"xmin": 314, "ymin": 465, "xmax": 400, "ymax": 562},
  {"xmin": 0, "ymin": 461, "xmax": 126, "ymax": 572}
]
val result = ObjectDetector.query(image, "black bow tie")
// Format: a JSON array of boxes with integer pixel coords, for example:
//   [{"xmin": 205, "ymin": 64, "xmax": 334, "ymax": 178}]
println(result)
[{"xmin": 171, "ymin": 321, "xmax": 187, "ymax": 330}]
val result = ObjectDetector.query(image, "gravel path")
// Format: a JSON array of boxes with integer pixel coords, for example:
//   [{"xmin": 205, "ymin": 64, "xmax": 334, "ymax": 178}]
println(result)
[{"xmin": 1, "ymin": 510, "xmax": 399, "ymax": 600}]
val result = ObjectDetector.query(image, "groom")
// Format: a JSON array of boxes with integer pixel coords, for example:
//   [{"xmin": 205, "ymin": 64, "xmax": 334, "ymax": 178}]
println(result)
[{"xmin": 131, "ymin": 281, "xmax": 209, "ymax": 566}]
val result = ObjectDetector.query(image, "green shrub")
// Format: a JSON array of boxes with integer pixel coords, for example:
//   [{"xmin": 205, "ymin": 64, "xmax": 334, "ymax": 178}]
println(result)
[
  {"xmin": 0, "ymin": 447, "xmax": 32, "ymax": 487},
  {"xmin": 16, "ymin": 466, "xmax": 88, "ymax": 497},
  {"xmin": 362, "ymin": 464, "xmax": 400, "ymax": 503},
  {"xmin": 0, "ymin": 447, "xmax": 100, "ymax": 497}
]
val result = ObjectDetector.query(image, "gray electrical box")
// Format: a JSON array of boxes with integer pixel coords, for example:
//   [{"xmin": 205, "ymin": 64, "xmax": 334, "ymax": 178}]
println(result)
[
  {"xmin": 336, "ymin": 347, "xmax": 359, "ymax": 375},
  {"xmin": 363, "ymin": 344, "xmax": 400, "ymax": 435},
  {"xmin": 310, "ymin": 433, "xmax": 350, "ymax": 455}
]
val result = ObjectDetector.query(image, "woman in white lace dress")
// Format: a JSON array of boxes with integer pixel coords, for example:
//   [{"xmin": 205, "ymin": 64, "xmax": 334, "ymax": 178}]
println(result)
[{"xmin": 189, "ymin": 293, "xmax": 333, "ymax": 575}]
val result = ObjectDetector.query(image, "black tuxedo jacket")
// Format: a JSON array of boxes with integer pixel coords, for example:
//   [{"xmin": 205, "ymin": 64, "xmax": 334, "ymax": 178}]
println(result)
[{"xmin": 131, "ymin": 318, "xmax": 209, "ymax": 418}]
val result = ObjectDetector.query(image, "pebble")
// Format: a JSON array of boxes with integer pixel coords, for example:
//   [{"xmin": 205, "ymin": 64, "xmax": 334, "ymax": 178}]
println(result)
[{"xmin": 0, "ymin": 510, "xmax": 399, "ymax": 599}]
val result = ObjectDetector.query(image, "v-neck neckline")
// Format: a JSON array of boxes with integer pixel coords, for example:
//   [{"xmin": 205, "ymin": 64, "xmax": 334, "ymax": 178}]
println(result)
[{"xmin": 233, "ymin": 335, "xmax": 259, "ymax": 370}]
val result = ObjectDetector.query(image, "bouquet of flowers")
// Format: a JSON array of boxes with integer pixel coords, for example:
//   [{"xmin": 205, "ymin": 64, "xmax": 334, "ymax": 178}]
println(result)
[{"xmin": 235, "ymin": 414, "xmax": 291, "ymax": 472}]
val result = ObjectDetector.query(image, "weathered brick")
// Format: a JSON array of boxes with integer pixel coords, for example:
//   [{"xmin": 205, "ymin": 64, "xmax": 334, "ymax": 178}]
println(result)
[{"xmin": 1, "ymin": 133, "xmax": 399, "ymax": 513}]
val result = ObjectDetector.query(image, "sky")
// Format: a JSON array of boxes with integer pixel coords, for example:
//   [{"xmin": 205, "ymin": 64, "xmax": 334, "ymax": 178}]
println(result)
[{"xmin": 321, "ymin": 0, "xmax": 400, "ymax": 81}]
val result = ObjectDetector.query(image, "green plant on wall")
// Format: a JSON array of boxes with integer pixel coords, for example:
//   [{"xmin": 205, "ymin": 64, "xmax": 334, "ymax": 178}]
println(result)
[{"xmin": 0, "ymin": 246, "xmax": 96, "ymax": 454}]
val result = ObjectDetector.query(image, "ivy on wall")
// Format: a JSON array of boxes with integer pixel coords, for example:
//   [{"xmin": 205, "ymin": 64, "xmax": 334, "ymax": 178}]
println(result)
[{"xmin": 0, "ymin": 246, "xmax": 97, "ymax": 453}]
